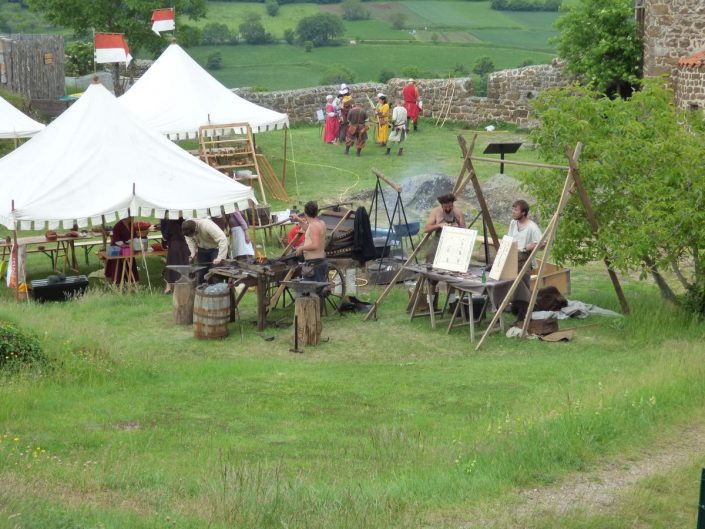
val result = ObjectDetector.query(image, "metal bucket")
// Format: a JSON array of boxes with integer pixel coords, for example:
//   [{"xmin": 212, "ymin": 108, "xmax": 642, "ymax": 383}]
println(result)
[{"xmin": 193, "ymin": 285, "xmax": 230, "ymax": 339}]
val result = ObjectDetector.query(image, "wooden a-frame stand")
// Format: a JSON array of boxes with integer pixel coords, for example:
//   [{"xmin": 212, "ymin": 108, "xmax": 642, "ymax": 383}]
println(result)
[
  {"xmin": 364, "ymin": 133, "xmax": 498, "ymax": 320},
  {"xmin": 474, "ymin": 142, "xmax": 630, "ymax": 350}
]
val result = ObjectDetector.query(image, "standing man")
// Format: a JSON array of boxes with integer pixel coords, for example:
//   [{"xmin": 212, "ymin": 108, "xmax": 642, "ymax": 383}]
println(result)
[
  {"xmin": 423, "ymin": 193, "xmax": 465, "ymax": 263},
  {"xmin": 386, "ymin": 99, "xmax": 407, "ymax": 156},
  {"xmin": 345, "ymin": 102, "xmax": 368, "ymax": 156},
  {"xmin": 508, "ymin": 199, "xmax": 543, "ymax": 289},
  {"xmin": 182, "ymin": 218, "xmax": 229, "ymax": 284},
  {"xmin": 292, "ymin": 201, "xmax": 328, "ymax": 283},
  {"xmin": 402, "ymin": 78, "xmax": 421, "ymax": 132}
]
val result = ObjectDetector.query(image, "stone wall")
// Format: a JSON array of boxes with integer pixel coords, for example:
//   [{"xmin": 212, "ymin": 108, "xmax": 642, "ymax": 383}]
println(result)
[
  {"xmin": 237, "ymin": 61, "xmax": 571, "ymax": 129},
  {"xmin": 642, "ymin": 0, "xmax": 705, "ymax": 79},
  {"xmin": 675, "ymin": 65, "xmax": 705, "ymax": 110}
]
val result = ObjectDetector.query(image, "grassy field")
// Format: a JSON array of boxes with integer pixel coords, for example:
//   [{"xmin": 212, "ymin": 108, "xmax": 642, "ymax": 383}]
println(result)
[{"xmin": 1, "ymin": 123, "xmax": 705, "ymax": 528}]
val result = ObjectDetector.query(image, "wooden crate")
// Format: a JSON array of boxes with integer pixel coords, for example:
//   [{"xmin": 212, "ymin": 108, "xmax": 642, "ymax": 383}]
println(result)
[{"xmin": 530, "ymin": 260, "xmax": 571, "ymax": 295}]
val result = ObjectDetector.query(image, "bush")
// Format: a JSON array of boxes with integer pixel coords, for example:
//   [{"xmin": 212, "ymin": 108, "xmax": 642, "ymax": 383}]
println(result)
[
  {"xmin": 491, "ymin": 0, "xmax": 561, "ymax": 11},
  {"xmin": 320, "ymin": 64, "xmax": 355, "ymax": 85},
  {"xmin": 0, "ymin": 321, "xmax": 48, "ymax": 373},
  {"xmin": 304, "ymin": 40, "xmax": 313, "ymax": 52},
  {"xmin": 265, "ymin": 0, "xmax": 280, "ymax": 17},
  {"xmin": 473, "ymin": 56, "xmax": 495, "ymax": 76},
  {"xmin": 202, "ymin": 22, "xmax": 234, "ymax": 45},
  {"xmin": 400, "ymin": 65, "xmax": 434, "ymax": 80},
  {"xmin": 341, "ymin": 0, "xmax": 370, "ymax": 21},
  {"xmin": 378, "ymin": 68, "xmax": 395, "ymax": 83},
  {"xmin": 177, "ymin": 24, "xmax": 203, "ymax": 48},
  {"xmin": 284, "ymin": 28, "xmax": 295, "ymax": 44},
  {"xmin": 389, "ymin": 12, "xmax": 407, "ymax": 30},
  {"xmin": 518, "ymin": 58, "xmax": 535, "ymax": 68},
  {"xmin": 239, "ymin": 12, "xmax": 273, "ymax": 44},
  {"xmin": 206, "ymin": 52, "xmax": 223, "ymax": 70}
]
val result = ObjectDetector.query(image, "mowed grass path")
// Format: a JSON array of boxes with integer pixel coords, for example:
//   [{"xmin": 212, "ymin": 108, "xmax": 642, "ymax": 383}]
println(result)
[{"xmin": 1, "ymin": 124, "xmax": 705, "ymax": 528}]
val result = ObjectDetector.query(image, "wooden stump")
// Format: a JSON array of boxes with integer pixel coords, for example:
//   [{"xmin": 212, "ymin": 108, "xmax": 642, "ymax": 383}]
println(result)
[
  {"xmin": 293, "ymin": 295, "xmax": 321, "ymax": 346},
  {"xmin": 173, "ymin": 280, "xmax": 196, "ymax": 324}
]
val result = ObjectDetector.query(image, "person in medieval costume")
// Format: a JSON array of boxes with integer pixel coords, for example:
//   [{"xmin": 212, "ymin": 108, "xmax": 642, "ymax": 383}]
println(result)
[
  {"xmin": 323, "ymin": 95, "xmax": 339, "ymax": 144},
  {"xmin": 374, "ymin": 93, "xmax": 390, "ymax": 146},
  {"xmin": 105, "ymin": 217, "xmax": 139, "ymax": 285},
  {"xmin": 337, "ymin": 94, "xmax": 353, "ymax": 144},
  {"xmin": 345, "ymin": 102, "xmax": 368, "ymax": 156},
  {"xmin": 402, "ymin": 78, "xmax": 422, "ymax": 132},
  {"xmin": 160, "ymin": 215, "xmax": 190, "ymax": 294},
  {"xmin": 386, "ymin": 99, "xmax": 407, "ymax": 156}
]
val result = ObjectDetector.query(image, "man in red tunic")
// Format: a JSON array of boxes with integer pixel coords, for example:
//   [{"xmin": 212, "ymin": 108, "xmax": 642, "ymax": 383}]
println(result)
[{"xmin": 402, "ymin": 78, "xmax": 421, "ymax": 132}]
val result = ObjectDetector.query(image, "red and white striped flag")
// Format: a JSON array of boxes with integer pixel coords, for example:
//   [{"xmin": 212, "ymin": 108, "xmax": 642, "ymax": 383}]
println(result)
[
  {"xmin": 94, "ymin": 33, "xmax": 132, "ymax": 65},
  {"xmin": 151, "ymin": 8, "xmax": 175, "ymax": 35}
]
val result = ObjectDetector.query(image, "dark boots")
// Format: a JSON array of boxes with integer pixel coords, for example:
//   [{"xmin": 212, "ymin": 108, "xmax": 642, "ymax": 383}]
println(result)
[
  {"xmin": 413, "ymin": 122, "xmax": 418, "ymax": 131},
  {"xmin": 385, "ymin": 147, "xmax": 391, "ymax": 155},
  {"xmin": 356, "ymin": 148, "xmax": 361, "ymax": 156},
  {"xmin": 397, "ymin": 148, "xmax": 403, "ymax": 156},
  {"xmin": 344, "ymin": 145, "xmax": 350, "ymax": 155}
]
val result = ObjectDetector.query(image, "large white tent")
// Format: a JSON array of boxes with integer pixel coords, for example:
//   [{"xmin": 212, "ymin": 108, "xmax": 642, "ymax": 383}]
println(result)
[
  {"xmin": 0, "ymin": 82, "xmax": 255, "ymax": 230},
  {"xmin": 119, "ymin": 43, "xmax": 289, "ymax": 139},
  {"xmin": 0, "ymin": 95, "xmax": 45, "ymax": 139}
]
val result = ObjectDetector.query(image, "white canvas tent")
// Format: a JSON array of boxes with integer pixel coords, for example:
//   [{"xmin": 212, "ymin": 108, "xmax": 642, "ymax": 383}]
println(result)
[
  {"xmin": 0, "ymin": 82, "xmax": 255, "ymax": 230},
  {"xmin": 119, "ymin": 43, "xmax": 289, "ymax": 139},
  {"xmin": 0, "ymin": 95, "xmax": 45, "ymax": 139}
]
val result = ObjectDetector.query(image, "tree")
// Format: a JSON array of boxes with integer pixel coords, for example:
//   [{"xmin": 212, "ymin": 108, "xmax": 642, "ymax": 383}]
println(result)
[
  {"xmin": 553, "ymin": 0, "xmax": 642, "ymax": 98},
  {"xmin": 265, "ymin": 0, "xmax": 279, "ymax": 17},
  {"xmin": 388, "ymin": 12, "xmax": 406, "ymax": 30},
  {"xmin": 320, "ymin": 64, "xmax": 355, "ymax": 85},
  {"xmin": 64, "ymin": 40, "xmax": 94, "ymax": 77},
  {"xmin": 341, "ymin": 0, "xmax": 370, "ymax": 21},
  {"xmin": 202, "ymin": 22, "xmax": 233, "ymax": 45},
  {"xmin": 239, "ymin": 12, "xmax": 272, "ymax": 44},
  {"xmin": 472, "ymin": 56, "xmax": 495, "ymax": 77},
  {"xmin": 206, "ymin": 51, "xmax": 223, "ymax": 70},
  {"xmin": 296, "ymin": 13, "xmax": 344, "ymax": 47},
  {"xmin": 283, "ymin": 28, "xmax": 295, "ymax": 45},
  {"xmin": 526, "ymin": 79, "xmax": 705, "ymax": 313},
  {"xmin": 27, "ymin": 0, "xmax": 207, "ymax": 94}
]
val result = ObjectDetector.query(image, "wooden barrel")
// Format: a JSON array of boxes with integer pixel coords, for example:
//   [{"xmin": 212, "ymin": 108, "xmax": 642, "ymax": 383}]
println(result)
[
  {"xmin": 193, "ymin": 286, "xmax": 230, "ymax": 339},
  {"xmin": 172, "ymin": 280, "xmax": 196, "ymax": 325}
]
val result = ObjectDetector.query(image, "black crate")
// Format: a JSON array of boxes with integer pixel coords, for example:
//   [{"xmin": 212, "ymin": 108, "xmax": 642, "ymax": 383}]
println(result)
[{"xmin": 31, "ymin": 275, "xmax": 89, "ymax": 302}]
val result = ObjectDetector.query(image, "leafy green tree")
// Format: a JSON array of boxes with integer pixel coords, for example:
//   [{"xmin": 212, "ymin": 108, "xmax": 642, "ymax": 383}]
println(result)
[
  {"xmin": 472, "ymin": 56, "xmax": 495, "ymax": 76},
  {"xmin": 283, "ymin": 28, "xmax": 295, "ymax": 44},
  {"xmin": 206, "ymin": 51, "xmax": 222, "ymax": 70},
  {"xmin": 553, "ymin": 0, "xmax": 642, "ymax": 98},
  {"xmin": 388, "ymin": 12, "xmax": 406, "ymax": 30},
  {"xmin": 177, "ymin": 24, "xmax": 202, "ymax": 48},
  {"xmin": 320, "ymin": 64, "xmax": 354, "ymax": 85},
  {"xmin": 527, "ymin": 79, "xmax": 705, "ymax": 311},
  {"xmin": 202, "ymin": 22, "xmax": 233, "ymax": 45},
  {"xmin": 296, "ymin": 13, "xmax": 344, "ymax": 47},
  {"xmin": 378, "ymin": 68, "xmax": 395, "ymax": 83},
  {"xmin": 341, "ymin": 0, "xmax": 370, "ymax": 21},
  {"xmin": 239, "ymin": 12, "xmax": 272, "ymax": 44},
  {"xmin": 27, "ymin": 0, "xmax": 207, "ymax": 94},
  {"xmin": 64, "ymin": 40, "xmax": 94, "ymax": 77},
  {"xmin": 265, "ymin": 0, "xmax": 279, "ymax": 17}
]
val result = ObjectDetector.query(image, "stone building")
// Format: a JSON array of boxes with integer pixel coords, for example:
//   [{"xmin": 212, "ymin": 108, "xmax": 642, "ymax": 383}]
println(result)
[{"xmin": 675, "ymin": 51, "xmax": 705, "ymax": 111}]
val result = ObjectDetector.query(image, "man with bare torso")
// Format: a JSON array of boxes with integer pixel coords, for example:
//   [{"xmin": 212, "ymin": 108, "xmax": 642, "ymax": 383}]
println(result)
[
  {"xmin": 424, "ymin": 193, "xmax": 466, "ymax": 263},
  {"xmin": 293, "ymin": 201, "xmax": 328, "ymax": 283}
]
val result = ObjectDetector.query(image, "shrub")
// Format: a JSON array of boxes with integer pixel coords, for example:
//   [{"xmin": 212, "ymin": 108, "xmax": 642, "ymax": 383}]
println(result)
[
  {"xmin": 0, "ymin": 321, "xmax": 48, "ymax": 373},
  {"xmin": 177, "ymin": 24, "xmax": 203, "ymax": 48},
  {"xmin": 400, "ymin": 65, "xmax": 434, "ymax": 80},
  {"xmin": 206, "ymin": 52, "xmax": 223, "ymax": 70},
  {"xmin": 473, "ymin": 56, "xmax": 495, "ymax": 76},
  {"xmin": 518, "ymin": 58, "xmax": 535, "ymax": 68},
  {"xmin": 320, "ymin": 64, "xmax": 355, "ymax": 85},
  {"xmin": 265, "ymin": 0, "xmax": 280, "ymax": 17},
  {"xmin": 284, "ymin": 28, "xmax": 295, "ymax": 44},
  {"xmin": 239, "ymin": 12, "xmax": 273, "ymax": 44},
  {"xmin": 64, "ymin": 40, "xmax": 94, "ymax": 77},
  {"xmin": 378, "ymin": 68, "xmax": 395, "ymax": 83},
  {"xmin": 304, "ymin": 40, "xmax": 313, "ymax": 53},
  {"xmin": 450, "ymin": 63, "xmax": 469, "ymax": 76}
]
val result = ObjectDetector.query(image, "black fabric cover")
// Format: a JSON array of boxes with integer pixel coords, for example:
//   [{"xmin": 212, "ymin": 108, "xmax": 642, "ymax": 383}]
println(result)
[{"xmin": 352, "ymin": 207, "xmax": 376, "ymax": 263}]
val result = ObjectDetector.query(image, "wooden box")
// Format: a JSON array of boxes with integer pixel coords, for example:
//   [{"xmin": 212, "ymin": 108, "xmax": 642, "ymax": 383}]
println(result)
[{"xmin": 530, "ymin": 260, "xmax": 571, "ymax": 295}]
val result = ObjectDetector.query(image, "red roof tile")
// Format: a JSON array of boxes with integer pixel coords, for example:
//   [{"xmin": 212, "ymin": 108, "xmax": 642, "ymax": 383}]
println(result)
[{"xmin": 678, "ymin": 51, "xmax": 705, "ymax": 68}]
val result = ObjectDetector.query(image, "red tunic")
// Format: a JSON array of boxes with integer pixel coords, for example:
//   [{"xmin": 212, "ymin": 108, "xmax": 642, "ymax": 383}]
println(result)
[{"xmin": 402, "ymin": 83, "xmax": 421, "ymax": 122}]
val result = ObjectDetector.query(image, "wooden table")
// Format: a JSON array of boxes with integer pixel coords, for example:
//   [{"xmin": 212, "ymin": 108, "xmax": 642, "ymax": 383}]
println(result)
[
  {"xmin": 404, "ymin": 263, "xmax": 513, "ymax": 342},
  {"xmin": 0, "ymin": 235, "xmax": 80, "ymax": 274},
  {"xmin": 97, "ymin": 249, "xmax": 166, "ymax": 288}
]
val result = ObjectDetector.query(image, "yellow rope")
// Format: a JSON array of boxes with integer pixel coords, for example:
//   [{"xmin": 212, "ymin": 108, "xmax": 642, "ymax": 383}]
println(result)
[{"xmin": 282, "ymin": 158, "xmax": 362, "ymax": 203}]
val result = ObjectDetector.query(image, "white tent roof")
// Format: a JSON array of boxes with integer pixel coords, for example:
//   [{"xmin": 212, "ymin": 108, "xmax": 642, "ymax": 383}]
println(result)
[
  {"xmin": 0, "ymin": 95, "xmax": 45, "ymax": 139},
  {"xmin": 119, "ymin": 43, "xmax": 289, "ymax": 139},
  {"xmin": 0, "ymin": 83, "xmax": 255, "ymax": 230}
]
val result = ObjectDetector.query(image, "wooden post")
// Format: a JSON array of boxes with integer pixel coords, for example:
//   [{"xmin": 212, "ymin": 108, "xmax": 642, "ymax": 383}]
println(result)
[
  {"xmin": 293, "ymin": 295, "xmax": 321, "ymax": 346},
  {"xmin": 282, "ymin": 125, "xmax": 288, "ymax": 187},
  {"xmin": 173, "ymin": 280, "xmax": 196, "ymax": 324}
]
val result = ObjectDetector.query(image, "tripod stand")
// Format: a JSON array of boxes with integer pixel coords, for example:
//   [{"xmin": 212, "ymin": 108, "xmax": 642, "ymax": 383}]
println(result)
[{"xmin": 368, "ymin": 169, "xmax": 417, "ymax": 261}]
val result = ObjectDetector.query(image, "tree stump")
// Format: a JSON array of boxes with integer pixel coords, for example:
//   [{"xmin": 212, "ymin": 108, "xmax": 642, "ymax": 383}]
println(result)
[
  {"xmin": 173, "ymin": 280, "xmax": 196, "ymax": 324},
  {"xmin": 293, "ymin": 295, "xmax": 321, "ymax": 346}
]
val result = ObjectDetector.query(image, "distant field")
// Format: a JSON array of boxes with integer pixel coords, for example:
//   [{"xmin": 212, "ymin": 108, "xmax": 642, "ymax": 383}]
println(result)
[{"xmin": 189, "ymin": 42, "xmax": 556, "ymax": 90}]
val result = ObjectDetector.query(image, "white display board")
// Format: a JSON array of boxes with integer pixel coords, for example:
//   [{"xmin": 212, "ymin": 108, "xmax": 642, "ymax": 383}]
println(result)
[
  {"xmin": 489, "ymin": 235, "xmax": 518, "ymax": 280},
  {"xmin": 432, "ymin": 226, "xmax": 478, "ymax": 272}
]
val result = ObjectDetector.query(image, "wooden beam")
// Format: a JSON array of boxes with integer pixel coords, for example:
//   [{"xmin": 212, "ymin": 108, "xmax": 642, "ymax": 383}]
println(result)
[{"xmin": 470, "ymin": 156, "xmax": 569, "ymax": 171}]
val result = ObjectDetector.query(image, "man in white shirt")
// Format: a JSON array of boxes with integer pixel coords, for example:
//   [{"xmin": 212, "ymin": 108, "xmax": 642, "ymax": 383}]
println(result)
[
  {"xmin": 386, "ymin": 99, "xmax": 407, "ymax": 156},
  {"xmin": 507, "ymin": 199, "xmax": 542, "ymax": 291}
]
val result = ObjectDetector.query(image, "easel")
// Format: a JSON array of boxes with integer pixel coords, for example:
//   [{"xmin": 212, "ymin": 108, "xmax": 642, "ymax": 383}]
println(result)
[
  {"xmin": 368, "ymin": 167, "xmax": 417, "ymax": 259},
  {"xmin": 364, "ymin": 133, "xmax": 497, "ymax": 320},
  {"xmin": 474, "ymin": 143, "xmax": 630, "ymax": 350}
]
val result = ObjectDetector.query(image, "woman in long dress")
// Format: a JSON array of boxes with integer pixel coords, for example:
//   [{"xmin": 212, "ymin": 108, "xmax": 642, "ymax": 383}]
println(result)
[
  {"xmin": 160, "ymin": 217, "xmax": 190, "ymax": 294},
  {"xmin": 105, "ymin": 217, "xmax": 139, "ymax": 285},
  {"xmin": 375, "ymin": 93, "xmax": 390, "ymax": 146},
  {"xmin": 227, "ymin": 211, "xmax": 254, "ymax": 260},
  {"xmin": 323, "ymin": 95, "xmax": 339, "ymax": 144}
]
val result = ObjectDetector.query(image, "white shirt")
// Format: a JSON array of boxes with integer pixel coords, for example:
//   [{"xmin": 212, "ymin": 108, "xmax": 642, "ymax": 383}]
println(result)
[{"xmin": 508, "ymin": 219, "xmax": 542, "ymax": 252}]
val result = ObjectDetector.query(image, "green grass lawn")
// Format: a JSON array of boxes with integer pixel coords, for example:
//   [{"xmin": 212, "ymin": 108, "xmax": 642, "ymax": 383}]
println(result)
[{"xmin": 1, "ymin": 123, "xmax": 705, "ymax": 528}]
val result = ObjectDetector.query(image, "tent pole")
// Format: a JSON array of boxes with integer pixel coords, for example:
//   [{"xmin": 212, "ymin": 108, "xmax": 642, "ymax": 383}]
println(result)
[
  {"xmin": 10, "ymin": 200, "xmax": 19, "ymax": 302},
  {"xmin": 282, "ymin": 125, "xmax": 288, "ymax": 187}
]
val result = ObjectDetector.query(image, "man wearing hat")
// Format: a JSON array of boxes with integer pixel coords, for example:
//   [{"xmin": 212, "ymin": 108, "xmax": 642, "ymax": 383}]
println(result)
[
  {"xmin": 402, "ymin": 79, "xmax": 421, "ymax": 132},
  {"xmin": 345, "ymin": 102, "xmax": 368, "ymax": 156},
  {"xmin": 374, "ymin": 93, "xmax": 390, "ymax": 146}
]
